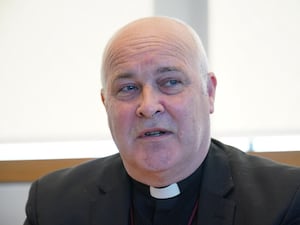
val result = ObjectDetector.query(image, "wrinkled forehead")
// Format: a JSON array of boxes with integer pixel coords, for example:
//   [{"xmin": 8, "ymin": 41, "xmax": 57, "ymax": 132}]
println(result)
[{"xmin": 102, "ymin": 18, "xmax": 200, "ymax": 80}]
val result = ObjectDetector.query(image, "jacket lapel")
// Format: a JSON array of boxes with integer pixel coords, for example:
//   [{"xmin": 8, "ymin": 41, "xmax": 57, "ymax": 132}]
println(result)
[
  {"xmin": 88, "ymin": 156, "xmax": 132, "ymax": 225},
  {"xmin": 196, "ymin": 141, "xmax": 236, "ymax": 225}
]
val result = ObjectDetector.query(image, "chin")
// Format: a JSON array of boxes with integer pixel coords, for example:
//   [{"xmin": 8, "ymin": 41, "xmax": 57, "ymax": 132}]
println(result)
[{"xmin": 141, "ymin": 156, "xmax": 176, "ymax": 172}]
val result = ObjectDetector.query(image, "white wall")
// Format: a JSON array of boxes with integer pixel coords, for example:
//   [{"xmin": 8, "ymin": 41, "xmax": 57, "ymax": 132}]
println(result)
[{"xmin": 209, "ymin": 0, "xmax": 300, "ymax": 137}]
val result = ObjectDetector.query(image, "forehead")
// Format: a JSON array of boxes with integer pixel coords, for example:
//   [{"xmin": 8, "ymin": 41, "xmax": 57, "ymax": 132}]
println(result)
[
  {"xmin": 112, "ymin": 39, "xmax": 189, "ymax": 72},
  {"xmin": 103, "ymin": 19, "xmax": 198, "ymax": 77}
]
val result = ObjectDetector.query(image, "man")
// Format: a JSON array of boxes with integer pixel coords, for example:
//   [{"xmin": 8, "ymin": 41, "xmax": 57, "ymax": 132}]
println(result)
[{"xmin": 24, "ymin": 17, "xmax": 300, "ymax": 225}]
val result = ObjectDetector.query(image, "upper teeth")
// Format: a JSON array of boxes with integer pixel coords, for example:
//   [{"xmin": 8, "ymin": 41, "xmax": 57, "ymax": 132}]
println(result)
[{"xmin": 145, "ymin": 131, "xmax": 164, "ymax": 136}]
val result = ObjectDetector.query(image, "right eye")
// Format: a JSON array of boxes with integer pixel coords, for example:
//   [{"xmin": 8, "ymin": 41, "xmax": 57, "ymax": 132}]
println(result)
[
  {"xmin": 116, "ymin": 84, "xmax": 139, "ymax": 99},
  {"xmin": 120, "ymin": 85, "xmax": 138, "ymax": 92}
]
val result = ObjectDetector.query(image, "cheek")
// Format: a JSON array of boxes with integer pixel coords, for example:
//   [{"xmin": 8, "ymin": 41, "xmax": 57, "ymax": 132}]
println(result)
[
  {"xmin": 106, "ymin": 101, "xmax": 134, "ymax": 134},
  {"xmin": 177, "ymin": 95, "xmax": 210, "ymax": 133}
]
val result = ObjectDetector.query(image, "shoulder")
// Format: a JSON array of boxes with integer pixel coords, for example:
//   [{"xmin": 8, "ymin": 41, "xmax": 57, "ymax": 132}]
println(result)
[
  {"xmin": 210, "ymin": 139, "xmax": 300, "ymax": 223},
  {"xmin": 27, "ymin": 153, "xmax": 125, "ymax": 205},
  {"xmin": 211, "ymin": 138, "xmax": 300, "ymax": 178},
  {"xmin": 25, "ymin": 153, "xmax": 125, "ymax": 224},
  {"xmin": 207, "ymin": 139, "xmax": 300, "ymax": 194},
  {"xmin": 25, "ymin": 153, "xmax": 126, "ymax": 224},
  {"xmin": 36, "ymin": 153, "xmax": 123, "ymax": 189},
  {"xmin": 209, "ymin": 138, "xmax": 300, "ymax": 200}
]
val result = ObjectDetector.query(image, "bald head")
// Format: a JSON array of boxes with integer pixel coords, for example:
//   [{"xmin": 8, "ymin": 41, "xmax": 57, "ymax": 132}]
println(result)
[{"xmin": 101, "ymin": 16, "xmax": 209, "ymax": 91}]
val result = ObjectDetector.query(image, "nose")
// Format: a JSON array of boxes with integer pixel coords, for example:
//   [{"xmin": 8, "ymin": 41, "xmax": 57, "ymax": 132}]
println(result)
[{"xmin": 136, "ymin": 86, "xmax": 164, "ymax": 118}]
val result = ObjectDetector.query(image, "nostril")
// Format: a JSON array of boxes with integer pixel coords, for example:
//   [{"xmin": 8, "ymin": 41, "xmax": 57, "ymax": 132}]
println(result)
[
  {"xmin": 152, "ymin": 110, "xmax": 161, "ymax": 117},
  {"xmin": 136, "ymin": 108, "xmax": 162, "ymax": 118},
  {"xmin": 138, "ymin": 111, "xmax": 144, "ymax": 117}
]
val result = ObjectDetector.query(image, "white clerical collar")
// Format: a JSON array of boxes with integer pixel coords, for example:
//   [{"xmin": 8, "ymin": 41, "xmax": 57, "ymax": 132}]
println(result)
[{"xmin": 150, "ymin": 183, "xmax": 180, "ymax": 199}]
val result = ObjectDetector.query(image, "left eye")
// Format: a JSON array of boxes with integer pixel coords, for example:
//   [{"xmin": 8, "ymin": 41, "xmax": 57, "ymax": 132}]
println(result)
[
  {"xmin": 115, "ymin": 84, "xmax": 139, "ymax": 100},
  {"xmin": 164, "ymin": 79, "xmax": 181, "ymax": 87},
  {"xmin": 159, "ymin": 79, "xmax": 184, "ymax": 94},
  {"xmin": 120, "ymin": 85, "xmax": 138, "ymax": 92}
]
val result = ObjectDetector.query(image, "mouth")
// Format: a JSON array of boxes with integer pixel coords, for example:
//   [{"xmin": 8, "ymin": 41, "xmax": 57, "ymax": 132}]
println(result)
[
  {"xmin": 139, "ymin": 129, "xmax": 171, "ymax": 138},
  {"xmin": 144, "ymin": 131, "xmax": 166, "ymax": 137}
]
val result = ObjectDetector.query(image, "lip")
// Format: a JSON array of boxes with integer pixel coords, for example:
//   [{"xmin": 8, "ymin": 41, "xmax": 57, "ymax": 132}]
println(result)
[{"xmin": 137, "ymin": 128, "xmax": 173, "ymax": 139}]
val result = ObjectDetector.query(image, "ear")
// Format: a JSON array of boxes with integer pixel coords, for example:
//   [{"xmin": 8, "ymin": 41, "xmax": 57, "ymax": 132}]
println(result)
[
  {"xmin": 101, "ymin": 88, "xmax": 106, "ymax": 106},
  {"xmin": 207, "ymin": 72, "xmax": 217, "ymax": 114}
]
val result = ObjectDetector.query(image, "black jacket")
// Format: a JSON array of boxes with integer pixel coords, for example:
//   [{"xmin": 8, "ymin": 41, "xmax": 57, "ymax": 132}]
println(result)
[{"xmin": 24, "ymin": 139, "xmax": 300, "ymax": 225}]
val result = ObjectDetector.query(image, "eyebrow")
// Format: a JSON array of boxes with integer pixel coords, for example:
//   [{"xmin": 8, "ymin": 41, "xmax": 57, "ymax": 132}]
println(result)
[
  {"xmin": 156, "ymin": 66, "xmax": 181, "ymax": 74},
  {"xmin": 112, "ymin": 66, "xmax": 182, "ymax": 83},
  {"xmin": 112, "ymin": 72, "xmax": 135, "ymax": 83}
]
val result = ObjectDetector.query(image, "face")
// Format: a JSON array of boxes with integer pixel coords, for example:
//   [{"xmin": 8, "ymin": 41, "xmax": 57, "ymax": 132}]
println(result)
[{"xmin": 101, "ymin": 18, "xmax": 216, "ymax": 185}]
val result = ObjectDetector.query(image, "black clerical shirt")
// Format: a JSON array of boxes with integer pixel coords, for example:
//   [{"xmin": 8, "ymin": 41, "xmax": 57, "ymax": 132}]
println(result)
[{"xmin": 130, "ymin": 165, "xmax": 203, "ymax": 225}]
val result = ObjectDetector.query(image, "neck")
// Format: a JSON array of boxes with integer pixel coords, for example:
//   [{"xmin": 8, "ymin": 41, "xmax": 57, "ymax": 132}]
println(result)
[
  {"xmin": 126, "ymin": 169, "xmax": 179, "ymax": 187},
  {"xmin": 126, "ymin": 164, "xmax": 197, "ymax": 187}
]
